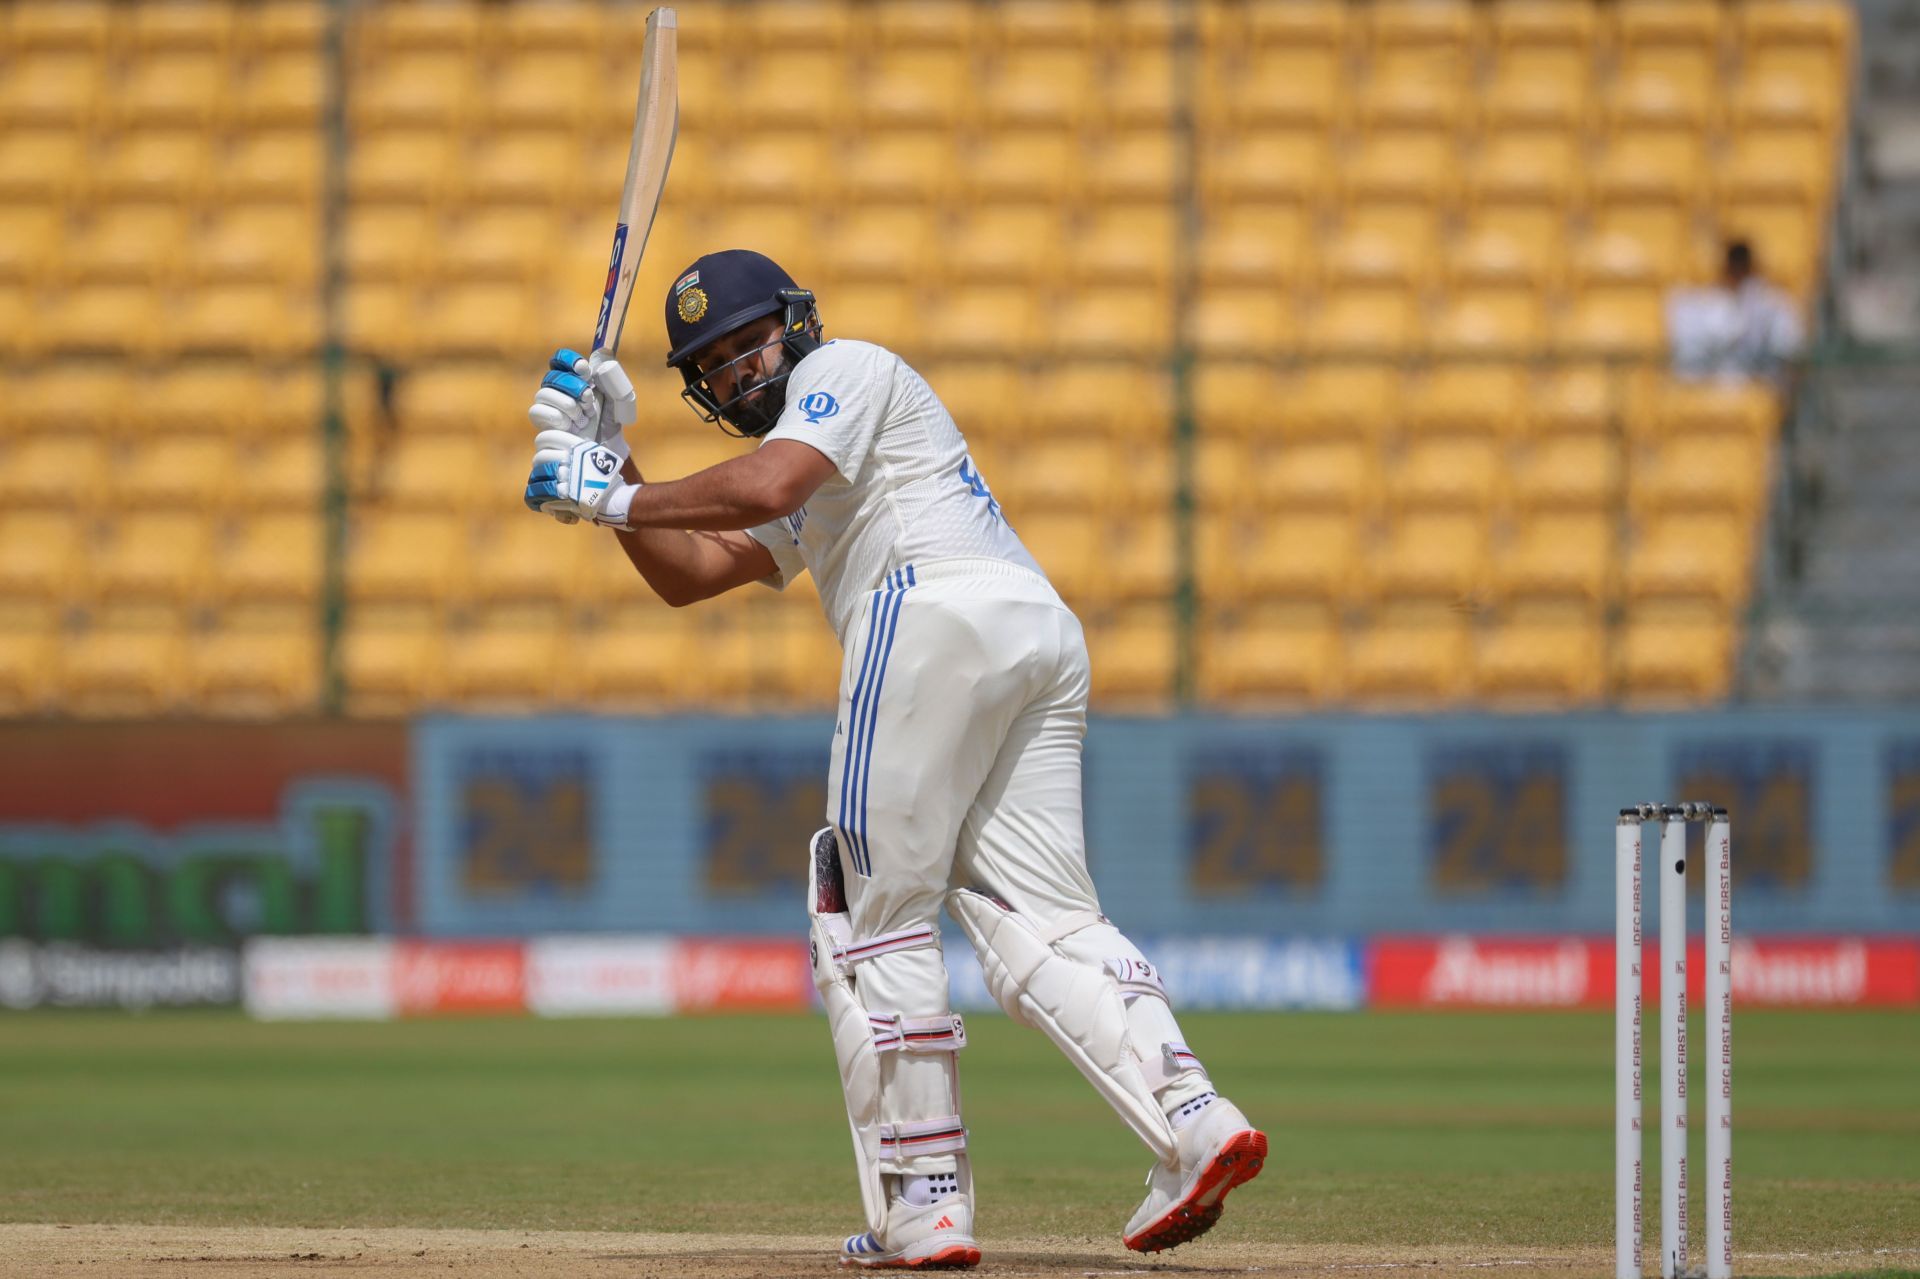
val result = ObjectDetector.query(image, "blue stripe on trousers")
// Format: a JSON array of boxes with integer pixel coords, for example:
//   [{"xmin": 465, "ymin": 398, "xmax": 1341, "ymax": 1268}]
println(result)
[
  {"xmin": 855, "ymin": 564, "xmax": 914, "ymax": 876},
  {"xmin": 840, "ymin": 570, "xmax": 898, "ymax": 875}
]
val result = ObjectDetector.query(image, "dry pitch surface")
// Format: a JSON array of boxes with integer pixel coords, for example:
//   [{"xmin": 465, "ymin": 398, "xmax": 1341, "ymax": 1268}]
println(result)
[{"xmin": 6, "ymin": 1224, "xmax": 1917, "ymax": 1279}]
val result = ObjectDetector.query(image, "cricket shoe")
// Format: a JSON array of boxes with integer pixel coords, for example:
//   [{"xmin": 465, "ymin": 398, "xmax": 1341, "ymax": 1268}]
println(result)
[
  {"xmin": 1122, "ymin": 1093, "xmax": 1267, "ymax": 1253},
  {"xmin": 839, "ymin": 1195, "xmax": 980, "ymax": 1270}
]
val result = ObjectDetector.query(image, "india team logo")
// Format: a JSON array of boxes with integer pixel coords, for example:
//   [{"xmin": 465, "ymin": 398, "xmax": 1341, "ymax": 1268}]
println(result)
[{"xmin": 799, "ymin": 391, "xmax": 839, "ymax": 422}]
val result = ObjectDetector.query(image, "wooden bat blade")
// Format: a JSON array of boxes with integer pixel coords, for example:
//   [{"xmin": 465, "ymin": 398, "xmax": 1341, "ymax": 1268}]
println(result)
[{"xmin": 592, "ymin": 6, "xmax": 678, "ymax": 357}]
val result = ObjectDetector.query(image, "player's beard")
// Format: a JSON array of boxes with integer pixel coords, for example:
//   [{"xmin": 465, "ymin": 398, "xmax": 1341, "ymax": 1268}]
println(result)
[{"xmin": 722, "ymin": 347, "xmax": 795, "ymax": 436}]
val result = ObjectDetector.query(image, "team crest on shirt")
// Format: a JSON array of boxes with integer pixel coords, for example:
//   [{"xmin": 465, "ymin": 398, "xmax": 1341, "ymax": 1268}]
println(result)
[
  {"xmin": 798, "ymin": 391, "xmax": 839, "ymax": 422},
  {"xmin": 677, "ymin": 286, "xmax": 708, "ymax": 323}
]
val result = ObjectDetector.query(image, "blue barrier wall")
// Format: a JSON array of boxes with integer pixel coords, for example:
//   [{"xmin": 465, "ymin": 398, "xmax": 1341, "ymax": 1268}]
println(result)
[{"xmin": 413, "ymin": 711, "xmax": 1920, "ymax": 939}]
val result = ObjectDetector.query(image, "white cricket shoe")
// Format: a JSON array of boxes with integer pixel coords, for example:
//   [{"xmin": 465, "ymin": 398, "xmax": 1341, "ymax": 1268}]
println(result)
[
  {"xmin": 1122, "ymin": 1093, "xmax": 1267, "ymax": 1253},
  {"xmin": 839, "ymin": 1195, "xmax": 980, "ymax": 1270}
]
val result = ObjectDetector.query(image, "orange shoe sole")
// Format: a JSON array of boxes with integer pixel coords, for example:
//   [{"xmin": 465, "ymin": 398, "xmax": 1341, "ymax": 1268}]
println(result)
[
  {"xmin": 1123, "ymin": 1128, "xmax": 1268, "ymax": 1253},
  {"xmin": 840, "ymin": 1242, "xmax": 981, "ymax": 1270}
]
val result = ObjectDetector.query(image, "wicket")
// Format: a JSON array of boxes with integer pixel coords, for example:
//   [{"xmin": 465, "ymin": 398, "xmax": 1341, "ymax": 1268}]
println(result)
[{"xmin": 1616, "ymin": 803, "xmax": 1732, "ymax": 1279}]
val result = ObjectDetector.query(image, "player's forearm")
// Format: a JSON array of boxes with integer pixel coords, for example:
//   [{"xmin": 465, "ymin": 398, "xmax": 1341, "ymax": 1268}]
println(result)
[
  {"xmin": 607, "ymin": 459, "xmax": 770, "ymax": 606},
  {"xmin": 614, "ymin": 451, "xmax": 797, "ymax": 533}
]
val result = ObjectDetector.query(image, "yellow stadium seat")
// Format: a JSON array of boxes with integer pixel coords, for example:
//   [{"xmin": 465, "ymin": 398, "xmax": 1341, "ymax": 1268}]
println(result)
[
  {"xmin": 1511, "ymin": 435, "xmax": 1621, "ymax": 512},
  {"xmin": 1197, "ymin": 207, "xmax": 1311, "ymax": 287},
  {"xmin": 188, "ymin": 625, "xmax": 320, "ymax": 718},
  {"xmin": 8, "ymin": 1, "xmax": 112, "ymax": 53},
  {"xmin": 722, "ymin": 135, "xmax": 834, "ymax": 207},
  {"xmin": 350, "ymin": 53, "xmax": 474, "ymax": 131},
  {"xmin": 487, "ymin": 1, "xmax": 603, "ymax": 51},
  {"xmin": 0, "ymin": 129, "xmax": 85, "ymax": 204},
  {"xmin": 1389, "ymin": 438, "xmax": 1506, "ymax": 515},
  {"xmin": 1403, "ymin": 364, "xmax": 1529, "ymax": 438},
  {"xmin": 1717, "ymin": 132, "xmax": 1834, "ymax": 211},
  {"xmin": 1343, "ymin": 133, "xmax": 1459, "ymax": 212},
  {"xmin": 735, "ymin": 0, "xmax": 855, "ymax": 50},
  {"xmin": 1568, "ymin": 224, "xmax": 1685, "ymax": 290},
  {"xmin": 1616, "ymin": 613, "xmax": 1733, "ymax": 704},
  {"xmin": 941, "ymin": 208, "xmax": 1065, "ymax": 287},
  {"xmin": 121, "ymin": 437, "xmax": 232, "ymax": 511},
  {"xmin": 822, "ymin": 284, "xmax": 923, "ymax": 352},
  {"xmin": 1368, "ymin": 0, "xmax": 1477, "ymax": 56},
  {"xmin": 1068, "ymin": 208, "xmax": 1177, "ymax": 286},
  {"xmin": 1357, "ymin": 74, "xmax": 1470, "ymax": 136},
  {"xmin": 463, "ymin": 131, "xmax": 576, "ymax": 208},
  {"xmin": 212, "ymin": 515, "xmax": 323, "ymax": 607},
  {"xmin": 1344, "ymin": 615, "xmax": 1473, "ymax": 705},
  {"xmin": 1200, "ymin": 610, "xmax": 1342, "ymax": 706},
  {"xmin": 416, "ymin": 283, "xmax": 542, "ymax": 359},
  {"xmin": 175, "ymin": 285, "xmax": 320, "ymax": 358},
  {"xmin": 441, "ymin": 616, "xmax": 565, "ymax": 709},
  {"xmin": 87, "ymin": 514, "xmax": 212, "ymax": 605},
  {"xmin": 341, "ymin": 621, "xmax": 446, "ymax": 714},
  {"xmin": 737, "ymin": 52, "xmax": 846, "ymax": 131},
  {"xmin": 1012, "ymin": 514, "xmax": 1101, "ymax": 607},
  {"xmin": 218, "ymin": 129, "xmax": 324, "ymax": 206},
  {"xmin": 1554, "ymin": 290, "xmax": 1666, "ymax": 357},
  {"xmin": 1276, "ymin": 364, "xmax": 1401, "ymax": 441},
  {"xmin": 1304, "ymin": 290, "xmax": 1419, "ymax": 357},
  {"xmin": 1615, "ymin": 1, "xmax": 1724, "ymax": 61},
  {"xmin": 346, "ymin": 130, "xmax": 457, "ymax": 206},
  {"xmin": 1481, "ymin": 66, "xmax": 1593, "ymax": 134},
  {"xmin": 1202, "ymin": 132, "xmax": 1331, "ymax": 209},
  {"xmin": 0, "ymin": 55, "xmax": 102, "ymax": 127},
  {"xmin": 89, "ymin": 131, "xmax": 212, "ymax": 205},
  {"xmin": 840, "ymin": 131, "xmax": 960, "ymax": 204},
  {"xmin": 1468, "ymin": 133, "xmax": 1582, "ymax": 211},
  {"xmin": 1493, "ymin": 513, "xmax": 1615, "ymax": 609},
  {"xmin": 1626, "ymin": 515, "xmax": 1752, "ymax": 607},
  {"xmin": 1656, "ymin": 378, "xmax": 1777, "ymax": 440},
  {"xmin": 964, "ymin": 131, "xmax": 1079, "ymax": 205},
  {"xmin": 485, "ymin": 53, "xmax": 595, "ymax": 131},
  {"xmin": 1244, "ymin": 514, "xmax": 1365, "ymax": 605},
  {"xmin": 41, "ymin": 285, "xmax": 164, "ymax": 356},
  {"xmin": 1084, "ymin": 129, "xmax": 1179, "ymax": 204},
  {"xmin": 1106, "ymin": 52, "xmax": 1176, "ymax": 129},
  {"xmin": 111, "ymin": 52, "xmax": 227, "ymax": 129},
  {"xmin": 1255, "ymin": 440, "xmax": 1377, "ymax": 516},
  {"xmin": 987, "ymin": 0, "xmax": 1099, "ymax": 48},
  {"xmin": 59, "ymin": 622, "xmax": 188, "ymax": 717},
  {"xmin": 351, "ymin": 4, "xmax": 480, "ymax": 58},
  {"xmin": 433, "ymin": 208, "xmax": 559, "ymax": 284},
  {"xmin": 1320, "ymin": 216, "xmax": 1437, "ymax": 292},
  {"xmin": 572, "ymin": 616, "xmax": 699, "ymax": 708},
  {"xmin": 1189, "ymin": 365, "xmax": 1276, "ymax": 440},
  {"xmin": 57, "ymin": 207, "xmax": 189, "ymax": 285},
  {"xmin": 189, "ymin": 207, "xmax": 319, "ymax": 287},
  {"xmin": 342, "ymin": 206, "xmax": 431, "ymax": 280},
  {"xmin": 0, "ymin": 628, "xmax": 56, "ymax": 716},
  {"xmin": 0, "ymin": 512, "xmax": 85, "ymax": 603},
  {"xmin": 823, "ymin": 210, "xmax": 938, "ymax": 286},
  {"xmin": 1243, "ymin": 1, "xmax": 1347, "ymax": 49},
  {"xmin": 872, "ymin": 0, "xmax": 975, "ymax": 48},
  {"xmin": 1447, "ymin": 214, "xmax": 1564, "ymax": 293},
  {"xmin": 244, "ymin": 4, "xmax": 325, "ymax": 53},
  {"xmin": 1476, "ymin": 619, "xmax": 1604, "ymax": 705},
  {"xmin": 1734, "ymin": 66, "xmax": 1842, "ymax": 135},
  {"xmin": 1023, "ymin": 364, "xmax": 1171, "ymax": 440},
  {"xmin": 1106, "ymin": 515, "xmax": 1177, "ymax": 602},
  {"xmin": 1632, "ymin": 437, "xmax": 1769, "ymax": 517},
  {"xmin": 1192, "ymin": 435, "xmax": 1252, "ymax": 512},
  {"xmin": 1609, "ymin": 64, "xmax": 1717, "ymax": 133},
  {"xmin": 1085, "ymin": 608, "xmax": 1175, "ymax": 705},
  {"xmin": 1592, "ymin": 133, "xmax": 1704, "ymax": 213},
  {"xmin": 858, "ymin": 50, "xmax": 975, "ymax": 131},
  {"xmin": 996, "ymin": 438, "xmax": 1117, "ymax": 514},
  {"xmin": 244, "ymin": 437, "xmax": 325, "ymax": 512},
  {"xmin": 132, "ymin": 2, "xmax": 232, "ymax": 52},
  {"xmin": 918, "ymin": 363, "xmax": 1020, "ymax": 438},
  {"xmin": 984, "ymin": 49, "xmax": 1096, "ymax": 130},
  {"xmin": 1186, "ymin": 288, "xmax": 1297, "ymax": 358},
  {"xmin": 138, "ymin": 365, "xmax": 304, "ymax": 438},
  {"xmin": 1428, "ymin": 291, "xmax": 1545, "ymax": 357},
  {"xmin": 372, "ymin": 436, "xmax": 487, "ymax": 515},
  {"xmin": 1208, "ymin": 51, "xmax": 1342, "ymax": 132},
  {"xmin": 922, "ymin": 287, "xmax": 1040, "ymax": 357},
  {"xmin": 5, "ymin": 364, "xmax": 125, "ymax": 439},
  {"xmin": 1490, "ymin": 2, "xmax": 1600, "ymax": 56},
  {"xmin": 347, "ymin": 513, "xmax": 467, "ymax": 608}
]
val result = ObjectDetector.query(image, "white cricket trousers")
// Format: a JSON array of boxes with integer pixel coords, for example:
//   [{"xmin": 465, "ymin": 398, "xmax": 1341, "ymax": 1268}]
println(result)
[{"xmin": 825, "ymin": 557, "xmax": 1201, "ymax": 1173}]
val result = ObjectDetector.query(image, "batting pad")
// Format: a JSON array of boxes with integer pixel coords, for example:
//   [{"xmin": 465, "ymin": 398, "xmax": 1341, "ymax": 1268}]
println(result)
[
  {"xmin": 808, "ymin": 831, "xmax": 971, "ymax": 1240},
  {"xmin": 947, "ymin": 888, "xmax": 1179, "ymax": 1166}
]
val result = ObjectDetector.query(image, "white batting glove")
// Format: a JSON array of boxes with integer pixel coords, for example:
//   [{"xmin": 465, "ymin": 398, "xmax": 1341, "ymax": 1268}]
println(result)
[
  {"xmin": 523, "ymin": 428, "xmax": 638, "ymax": 528},
  {"xmin": 527, "ymin": 347, "xmax": 637, "ymax": 446}
]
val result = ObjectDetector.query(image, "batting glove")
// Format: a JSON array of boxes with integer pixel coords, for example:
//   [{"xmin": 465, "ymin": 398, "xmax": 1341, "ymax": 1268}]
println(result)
[
  {"xmin": 524, "ymin": 428, "xmax": 638, "ymax": 528},
  {"xmin": 527, "ymin": 347, "xmax": 636, "ymax": 446}
]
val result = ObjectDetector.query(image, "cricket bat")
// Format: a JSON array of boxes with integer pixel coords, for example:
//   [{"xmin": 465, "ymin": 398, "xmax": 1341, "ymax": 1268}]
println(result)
[{"xmin": 591, "ymin": 7, "xmax": 678, "ymax": 357}]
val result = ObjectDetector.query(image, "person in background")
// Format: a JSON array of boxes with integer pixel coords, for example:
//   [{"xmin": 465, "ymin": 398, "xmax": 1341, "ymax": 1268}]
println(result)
[{"xmin": 1666, "ymin": 239, "xmax": 1805, "ymax": 384}]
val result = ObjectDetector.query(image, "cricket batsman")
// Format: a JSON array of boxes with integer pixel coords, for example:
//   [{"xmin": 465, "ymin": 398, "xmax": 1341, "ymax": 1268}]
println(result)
[{"xmin": 523, "ymin": 250, "xmax": 1267, "ymax": 1269}]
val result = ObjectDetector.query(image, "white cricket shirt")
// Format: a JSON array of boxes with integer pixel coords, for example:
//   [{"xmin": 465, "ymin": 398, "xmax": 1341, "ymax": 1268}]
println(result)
[{"xmin": 744, "ymin": 339, "xmax": 1043, "ymax": 645}]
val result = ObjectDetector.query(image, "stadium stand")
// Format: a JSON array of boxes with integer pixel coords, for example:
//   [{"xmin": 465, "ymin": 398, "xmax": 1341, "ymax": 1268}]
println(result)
[{"xmin": 0, "ymin": 0, "xmax": 1850, "ymax": 715}]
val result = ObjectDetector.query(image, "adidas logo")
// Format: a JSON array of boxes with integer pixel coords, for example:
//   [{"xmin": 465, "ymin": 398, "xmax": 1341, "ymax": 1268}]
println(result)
[{"xmin": 933, "ymin": 1216, "xmax": 954, "ymax": 1232}]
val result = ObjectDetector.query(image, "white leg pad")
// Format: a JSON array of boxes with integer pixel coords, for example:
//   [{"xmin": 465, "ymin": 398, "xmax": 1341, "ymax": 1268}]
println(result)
[
  {"xmin": 947, "ymin": 887, "xmax": 1179, "ymax": 1166},
  {"xmin": 810, "ymin": 833, "xmax": 972, "ymax": 1240}
]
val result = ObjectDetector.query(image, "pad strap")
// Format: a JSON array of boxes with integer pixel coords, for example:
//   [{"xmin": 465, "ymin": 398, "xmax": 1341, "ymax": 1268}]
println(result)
[
  {"xmin": 870, "ymin": 1012, "xmax": 968, "ymax": 1054},
  {"xmin": 1162, "ymin": 1041, "xmax": 1205, "ymax": 1074},
  {"xmin": 836, "ymin": 922, "xmax": 939, "ymax": 969},
  {"xmin": 879, "ymin": 1115, "xmax": 968, "ymax": 1159}
]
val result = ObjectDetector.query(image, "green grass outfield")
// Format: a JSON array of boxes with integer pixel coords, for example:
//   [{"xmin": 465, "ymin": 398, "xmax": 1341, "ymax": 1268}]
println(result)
[{"xmin": 0, "ymin": 1010, "xmax": 1915, "ymax": 1266}]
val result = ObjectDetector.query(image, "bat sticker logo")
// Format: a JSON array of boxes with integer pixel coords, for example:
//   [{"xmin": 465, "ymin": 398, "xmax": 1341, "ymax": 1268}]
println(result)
[
  {"xmin": 798, "ymin": 391, "xmax": 839, "ymax": 423},
  {"xmin": 593, "ymin": 223, "xmax": 630, "ymax": 349}
]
